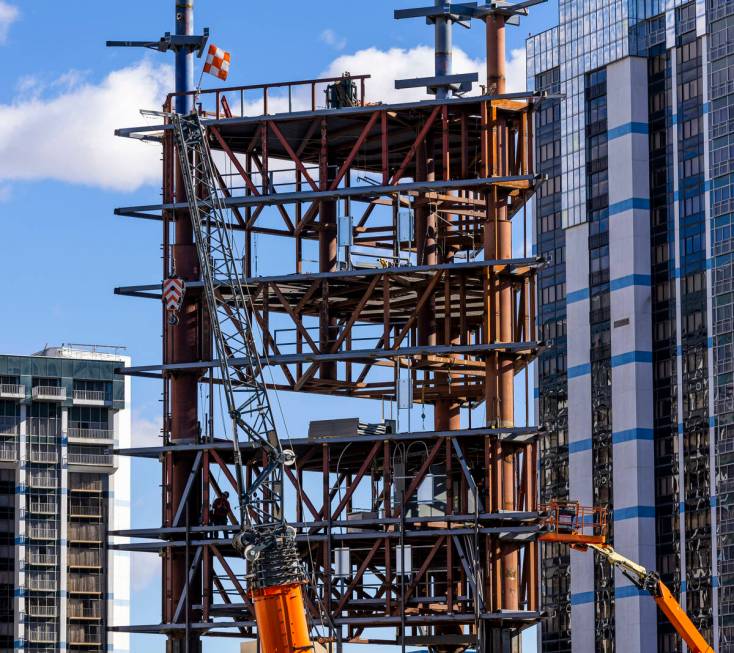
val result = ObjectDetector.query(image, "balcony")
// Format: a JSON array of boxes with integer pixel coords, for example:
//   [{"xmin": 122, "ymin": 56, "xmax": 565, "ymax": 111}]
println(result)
[
  {"xmin": 68, "ymin": 599, "xmax": 103, "ymax": 620},
  {"xmin": 27, "ymin": 472, "xmax": 57, "ymax": 489},
  {"xmin": 68, "ymin": 573, "xmax": 102, "ymax": 594},
  {"xmin": 68, "ymin": 624, "xmax": 103, "ymax": 645},
  {"xmin": 72, "ymin": 389, "xmax": 111, "ymax": 407},
  {"xmin": 29, "ymin": 448, "xmax": 59, "ymax": 464},
  {"xmin": 32, "ymin": 385, "xmax": 66, "ymax": 401},
  {"xmin": 27, "ymin": 499, "xmax": 57, "ymax": 516},
  {"xmin": 26, "ymin": 599, "xmax": 58, "ymax": 618},
  {"xmin": 26, "ymin": 624, "xmax": 57, "ymax": 644},
  {"xmin": 0, "ymin": 383, "xmax": 24, "ymax": 399},
  {"xmin": 69, "ymin": 476, "xmax": 103, "ymax": 493},
  {"xmin": 69, "ymin": 500, "xmax": 102, "ymax": 519},
  {"xmin": 26, "ymin": 572, "xmax": 57, "ymax": 592},
  {"xmin": 68, "ymin": 448, "xmax": 114, "ymax": 467},
  {"xmin": 27, "ymin": 550, "xmax": 58, "ymax": 567},
  {"xmin": 68, "ymin": 549, "xmax": 102, "ymax": 569},
  {"xmin": 0, "ymin": 441, "xmax": 16, "ymax": 462},
  {"xmin": 68, "ymin": 424, "xmax": 114, "ymax": 444},
  {"xmin": 68, "ymin": 524, "xmax": 103, "ymax": 544},
  {"xmin": 28, "ymin": 523, "xmax": 58, "ymax": 541}
]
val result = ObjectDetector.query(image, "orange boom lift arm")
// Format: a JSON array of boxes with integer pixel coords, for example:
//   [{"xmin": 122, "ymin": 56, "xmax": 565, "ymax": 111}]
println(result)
[
  {"xmin": 540, "ymin": 502, "xmax": 713, "ymax": 653},
  {"xmin": 170, "ymin": 110, "xmax": 313, "ymax": 653}
]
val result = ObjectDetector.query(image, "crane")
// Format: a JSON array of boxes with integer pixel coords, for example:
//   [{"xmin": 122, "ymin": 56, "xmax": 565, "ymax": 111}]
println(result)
[
  {"xmin": 540, "ymin": 501, "xmax": 714, "ymax": 653},
  {"xmin": 170, "ymin": 110, "xmax": 314, "ymax": 653}
]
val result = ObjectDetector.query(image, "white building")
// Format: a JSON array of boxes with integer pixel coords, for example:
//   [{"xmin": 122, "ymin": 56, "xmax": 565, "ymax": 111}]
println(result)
[{"xmin": 0, "ymin": 345, "xmax": 130, "ymax": 653}]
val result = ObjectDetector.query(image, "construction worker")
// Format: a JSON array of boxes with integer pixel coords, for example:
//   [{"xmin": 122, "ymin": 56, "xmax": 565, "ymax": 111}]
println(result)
[{"xmin": 211, "ymin": 492, "xmax": 231, "ymax": 539}]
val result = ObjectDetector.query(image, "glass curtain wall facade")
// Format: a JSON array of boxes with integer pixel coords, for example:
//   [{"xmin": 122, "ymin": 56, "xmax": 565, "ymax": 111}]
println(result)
[
  {"xmin": 528, "ymin": 0, "xmax": 733, "ymax": 650},
  {"xmin": 0, "ymin": 348, "xmax": 130, "ymax": 653}
]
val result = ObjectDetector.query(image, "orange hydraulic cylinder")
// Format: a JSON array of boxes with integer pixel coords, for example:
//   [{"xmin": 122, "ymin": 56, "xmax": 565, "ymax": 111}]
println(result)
[{"xmin": 252, "ymin": 583, "xmax": 313, "ymax": 653}]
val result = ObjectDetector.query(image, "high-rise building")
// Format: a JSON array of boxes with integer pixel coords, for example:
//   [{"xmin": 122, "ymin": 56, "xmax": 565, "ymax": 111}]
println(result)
[
  {"xmin": 0, "ymin": 345, "xmax": 130, "ymax": 653},
  {"xmin": 527, "ymin": 0, "xmax": 733, "ymax": 650}
]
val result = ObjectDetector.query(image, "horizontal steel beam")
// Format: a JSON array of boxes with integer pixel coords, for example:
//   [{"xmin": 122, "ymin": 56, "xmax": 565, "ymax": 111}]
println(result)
[
  {"xmin": 114, "ymin": 256, "xmax": 545, "ymax": 299},
  {"xmin": 116, "ymin": 341, "xmax": 543, "ymax": 377},
  {"xmin": 116, "ymin": 425, "xmax": 539, "ymax": 458},
  {"xmin": 114, "ymin": 91, "xmax": 551, "ymax": 139},
  {"xmin": 115, "ymin": 175, "xmax": 540, "ymax": 217}
]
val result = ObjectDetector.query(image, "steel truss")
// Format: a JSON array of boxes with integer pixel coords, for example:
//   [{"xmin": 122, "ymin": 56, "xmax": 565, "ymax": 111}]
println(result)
[{"xmin": 112, "ymin": 40, "xmax": 548, "ymax": 649}]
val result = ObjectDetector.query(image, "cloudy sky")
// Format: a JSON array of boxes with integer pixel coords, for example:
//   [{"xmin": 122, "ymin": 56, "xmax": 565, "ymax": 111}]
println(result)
[{"xmin": 0, "ymin": 1, "xmax": 558, "ymax": 650}]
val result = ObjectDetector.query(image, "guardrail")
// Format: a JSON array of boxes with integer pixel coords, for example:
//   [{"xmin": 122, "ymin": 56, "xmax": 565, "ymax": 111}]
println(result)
[
  {"xmin": 0, "ymin": 442, "xmax": 16, "ymax": 461},
  {"xmin": 68, "ymin": 426, "xmax": 113, "ymax": 441},
  {"xmin": 32, "ymin": 385, "xmax": 66, "ymax": 400},
  {"xmin": 27, "ymin": 473, "xmax": 58, "ymax": 489},
  {"xmin": 164, "ymin": 74, "xmax": 371, "ymax": 120},
  {"xmin": 0, "ymin": 383, "xmax": 24, "ymax": 398},
  {"xmin": 72, "ymin": 389, "xmax": 108, "ymax": 403},
  {"xmin": 68, "ymin": 452, "xmax": 114, "ymax": 466}
]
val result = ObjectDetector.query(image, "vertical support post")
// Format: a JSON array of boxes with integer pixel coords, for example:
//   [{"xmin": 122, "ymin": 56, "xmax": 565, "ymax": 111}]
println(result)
[
  {"xmin": 434, "ymin": 0, "xmax": 452, "ymax": 101},
  {"xmin": 165, "ymin": 3, "xmax": 202, "ymax": 652},
  {"xmin": 319, "ymin": 119, "xmax": 337, "ymax": 380}
]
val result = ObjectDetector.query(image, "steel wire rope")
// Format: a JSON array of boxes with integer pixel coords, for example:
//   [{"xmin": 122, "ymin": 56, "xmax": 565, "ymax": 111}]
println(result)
[{"xmin": 226, "ymin": 182, "xmax": 329, "ymax": 637}]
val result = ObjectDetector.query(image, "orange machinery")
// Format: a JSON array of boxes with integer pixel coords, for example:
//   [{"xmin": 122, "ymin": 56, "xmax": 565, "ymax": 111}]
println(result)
[{"xmin": 539, "ymin": 501, "xmax": 714, "ymax": 653}]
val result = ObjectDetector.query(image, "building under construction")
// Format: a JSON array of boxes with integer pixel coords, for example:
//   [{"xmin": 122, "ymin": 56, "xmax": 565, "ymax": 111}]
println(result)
[{"xmin": 110, "ymin": 2, "xmax": 549, "ymax": 651}]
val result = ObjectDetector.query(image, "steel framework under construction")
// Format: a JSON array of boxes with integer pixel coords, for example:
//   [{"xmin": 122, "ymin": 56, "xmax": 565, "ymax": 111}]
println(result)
[{"xmin": 110, "ymin": 2, "xmax": 549, "ymax": 651}]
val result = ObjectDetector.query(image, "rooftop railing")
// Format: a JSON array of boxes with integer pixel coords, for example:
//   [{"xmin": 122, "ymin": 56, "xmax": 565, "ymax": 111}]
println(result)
[{"xmin": 164, "ymin": 74, "xmax": 370, "ymax": 120}]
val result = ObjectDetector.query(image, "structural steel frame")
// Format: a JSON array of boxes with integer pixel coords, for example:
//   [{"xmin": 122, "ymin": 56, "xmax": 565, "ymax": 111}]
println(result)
[{"xmin": 112, "ymin": 16, "xmax": 548, "ymax": 649}]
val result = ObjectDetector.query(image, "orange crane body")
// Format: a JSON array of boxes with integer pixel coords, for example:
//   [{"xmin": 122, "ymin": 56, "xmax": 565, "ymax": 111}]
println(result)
[
  {"xmin": 252, "ymin": 583, "xmax": 313, "ymax": 653},
  {"xmin": 539, "ymin": 502, "xmax": 713, "ymax": 653}
]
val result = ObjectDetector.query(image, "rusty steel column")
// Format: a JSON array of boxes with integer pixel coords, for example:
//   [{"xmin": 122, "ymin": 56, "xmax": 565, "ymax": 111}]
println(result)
[
  {"xmin": 484, "ymin": 12, "xmax": 519, "ymax": 615},
  {"xmin": 319, "ymin": 118, "xmax": 338, "ymax": 381},
  {"xmin": 163, "ymin": 3, "xmax": 203, "ymax": 651}
]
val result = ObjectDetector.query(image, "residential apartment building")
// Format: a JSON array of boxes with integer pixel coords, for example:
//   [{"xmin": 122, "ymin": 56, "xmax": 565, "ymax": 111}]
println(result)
[
  {"xmin": 528, "ymin": 0, "xmax": 734, "ymax": 650},
  {"xmin": 0, "ymin": 345, "xmax": 130, "ymax": 653}
]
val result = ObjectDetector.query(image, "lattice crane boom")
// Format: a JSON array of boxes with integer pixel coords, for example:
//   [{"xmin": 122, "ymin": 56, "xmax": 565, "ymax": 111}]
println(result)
[{"xmin": 170, "ymin": 110, "xmax": 313, "ymax": 653}]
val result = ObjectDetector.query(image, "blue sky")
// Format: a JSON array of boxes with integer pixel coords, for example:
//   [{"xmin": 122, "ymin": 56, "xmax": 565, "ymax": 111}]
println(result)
[{"xmin": 0, "ymin": 1, "xmax": 559, "ymax": 650}]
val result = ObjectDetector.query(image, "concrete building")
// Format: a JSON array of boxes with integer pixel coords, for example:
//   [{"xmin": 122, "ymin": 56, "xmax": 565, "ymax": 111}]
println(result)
[
  {"xmin": 527, "ymin": 0, "xmax": 733, "ymax": 650},
  {"xmin": 0, "ymin": 345, "xmax": 130, "ymax": 653}
]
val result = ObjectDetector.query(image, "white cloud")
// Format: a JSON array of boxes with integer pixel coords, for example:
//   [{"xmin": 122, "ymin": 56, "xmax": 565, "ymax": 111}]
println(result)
[
  {"xmin": 321, "ymin": 45, "xmax": 527, "ymax": 104},
  {"xmin": 0, "ymin": 2, "xmax": 18, "ymax": 44},
  {"xmin": 132, "ymin": 412, "xmax": 162, "ymax": 448},
  {"xmin": 320, "ymin": 28, "xmax": 346, "ymax": 51},
  {"xmin": 0, "ymin": 60, "xmax": 171, "ymax": 191}
]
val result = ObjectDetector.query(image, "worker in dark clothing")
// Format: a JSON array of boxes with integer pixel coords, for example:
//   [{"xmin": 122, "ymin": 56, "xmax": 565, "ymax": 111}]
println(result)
[{"xmin": 212, "ymin": 491, "xmax": 231, "ymax": 539}]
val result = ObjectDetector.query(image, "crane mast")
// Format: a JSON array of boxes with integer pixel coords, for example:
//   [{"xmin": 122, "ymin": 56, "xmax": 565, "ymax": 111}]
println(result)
[{"xmin": 171, "ymin": 111, "xmax": 313, "ymax": 652}]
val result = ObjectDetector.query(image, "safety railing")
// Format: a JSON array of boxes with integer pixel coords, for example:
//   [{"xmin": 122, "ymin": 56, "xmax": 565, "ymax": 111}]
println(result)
[
  {"xmin": 68, "ymin": 425, "xmax": 114, "ymax": 442},
  {"xmin": 29, "ymin": 448, "xmax": 59, "ymax": 464},
  {"xmin": 27, "ymin": 550, "xmax": 58, "ymax": 566},
  {"xmin": 69, "ymin": 477, "xmax": 104, "ymax": 493},
  {"xmin": 27, "ymin": 472, "xmax": 58, "ymax": 489},
  {"xmin": 0, "ymin": 383, "xmax": 24, "ymax": 398},
  {"xmin": 68, "ymin": 599, "xmax": 103, "ymax": 620},
  {"xmin": 28, "ymin": 523, "xmax": 58, "ymax": 541},
  {"xmin": 26, "ymin": 624, "xmax": 57, "ymax": 643},
  {"xmin": 26, "ymin": 572, "xmax": 57, "ymax": 592},
  {"xmin": 0, "ymin": 441, "xmax": 16, "ymax": 461},
  {"xmin": 26, "ymin": 598, "xmax": 58, "ymax": 618},
  {"xmin": 68, "ymin": 573, "xmax": 102, "ymax": 594},
  {"xmin": 32, "ymin": 385, "xmax": 66, "ymax": 401},
  {"xmin": 68, "ymin": 549, "xmax": 102, "ymax": 568},
  {"xmin": 68, "ymin": 523, "xmax": 104, "ymax": 543},
  {"xmin": 68, "ymin": 450, "xmax": 114, "ymax": 466},
  {"xmin": 27, "ymin": 499, "xmax": 57, "ymax": 515},
  {"xmin": 69, "ymin": 499, "xmax": 103, "ymax": 518},
  {"xmin": 165, "ymin": 74, "xmax": 370, "ymax": 119},
  {"xmin": 539, "ymin": 501, "xmax": 609, "ymax": 545},
  {"xmin": 72, "ymin": 389, "xmax": 108, "ymax": 404},
  {"xmin": 68, "ymin": 623, "xmax": 103, "ymax": 644}
]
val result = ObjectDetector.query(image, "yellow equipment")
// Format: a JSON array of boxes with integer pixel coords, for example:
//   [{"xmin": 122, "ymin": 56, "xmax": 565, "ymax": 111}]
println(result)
[{"xmin": 540, "ymin": 501, "xmax": 713, "ymax": 653}]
